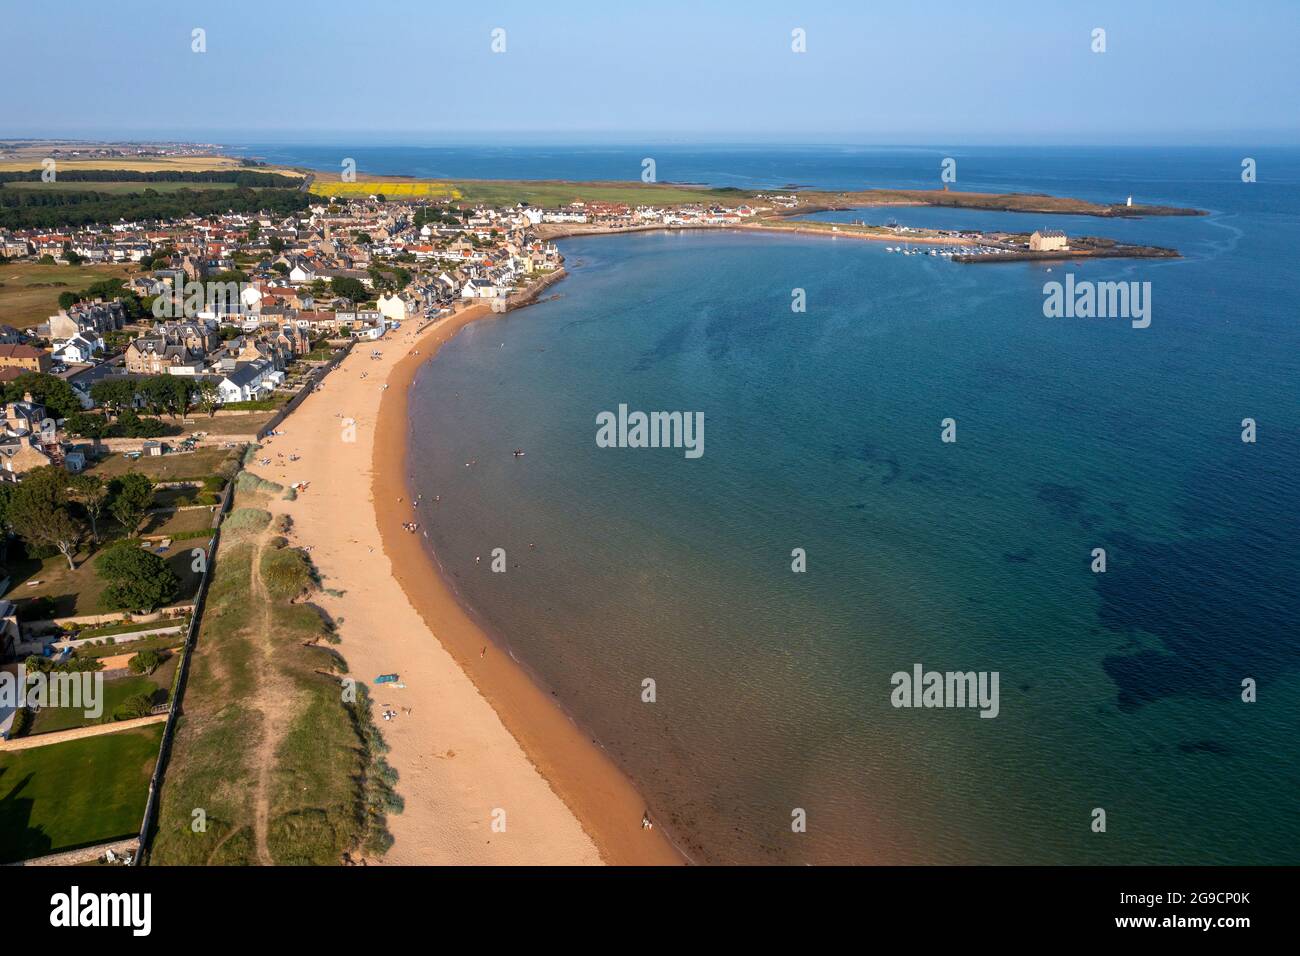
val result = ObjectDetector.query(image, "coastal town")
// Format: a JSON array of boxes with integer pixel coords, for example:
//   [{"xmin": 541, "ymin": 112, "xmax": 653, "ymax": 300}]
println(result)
[
  {"xmin": 0, "ymin": 146, "xmax": 1199, "ymax": 869},
  {"xmin": 0, "ymin": 174, "xmax": 786, "ymax": 866}
]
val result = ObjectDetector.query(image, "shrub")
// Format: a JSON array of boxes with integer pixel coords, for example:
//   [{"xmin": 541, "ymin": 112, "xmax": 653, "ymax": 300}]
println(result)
[
  {"xmin": 128, "ymin": 648, "xmax": 165, "ymax": 675},
  {"xmin": 236, "ymin": 472, "xmax": 284, "ymax": 495},
  {"xmin": 223, "ymin": 507, "xmax": 272, "ymax": 533},
  {"xmin": 114, "ymin": 692, "xmax": 156, "ymax": 720},
  {"xmin": 260, "ymin": 545, "xmax": 313, "ymax": 600}
]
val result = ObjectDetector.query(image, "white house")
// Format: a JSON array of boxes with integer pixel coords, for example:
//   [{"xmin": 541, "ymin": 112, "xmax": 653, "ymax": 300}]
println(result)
[
  {"xmin": 288, "ymin": 260, "xmax": 318, "ymax": 283},
  {"xmin": 51, "ymin": 334, "xmax": 102, "ymax": 364},
  {"xmin": 216, "ymin": 360, "xmax": 281, "ymax": 403},
  {"xmin": 376, "ymin": 292, "xmax": 412, "ymax": 324},
  {"xmin": 461, "ymin": 278, "xmax": 500, "ymax": 299}
]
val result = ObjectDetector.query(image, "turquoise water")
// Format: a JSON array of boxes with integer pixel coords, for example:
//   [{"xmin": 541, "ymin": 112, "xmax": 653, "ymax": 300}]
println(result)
[{"xmin": 405, "ymin": 151, "xmax": 1299, "ymax": 864}]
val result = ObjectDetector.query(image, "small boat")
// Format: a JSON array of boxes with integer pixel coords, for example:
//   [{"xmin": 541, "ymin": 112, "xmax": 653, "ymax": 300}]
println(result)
[
  {"xmin": 513, "ymin": 449, "xmax": 526, "ymax": 457},
  {"xmin": 375, "ymin": 673, "xmax": 400, "ymax": 684}
]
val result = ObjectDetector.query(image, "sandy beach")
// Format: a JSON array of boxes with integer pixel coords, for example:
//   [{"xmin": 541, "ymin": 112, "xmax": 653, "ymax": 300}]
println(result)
[{"xmin": 252, "ymin": 293, "xmax": 682, "ymax": 866}]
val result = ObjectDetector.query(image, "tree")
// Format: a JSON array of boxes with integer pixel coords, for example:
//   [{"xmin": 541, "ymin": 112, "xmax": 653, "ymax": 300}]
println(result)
[
  {"xmin": 109, "ymin": 473, "xmax": 154, "ymax": 534},
  {"xmin": 7, "ymin": 466, "xmax": 85, "ymax": 570},
  {"xmin": 137, "ymin": 376, "xmax": 192, "ymax": 418},
  {"xmin": 195, "ymin": 379, "xmax": 220, "ymax": 417},
  {"xmin": 268, "ymin": 236, "xmax": 285, "ymax": 254},
  {"xmin": 68, "ymin": 474, "xmax": 109, "ymax": 545},
  {"xmin": 96, "ymin": 540, "xmax": 179, "ymax": 612},
  {"xmin": 1, "ymin": 373, "xmax": 81, "ymax": 419},
  {"xmin": 330, "ymin": 276, "xmax": 367, "ymax": 301},
  {"xmin": 0, "ymin": 482, "xmax": 16, "ymax": 562},
  {"xmin": 65, "ymin": 411, "xmax": 108, "ymax": 441},
  {"xmin": 90, "ymin": 378, "xmax": 138, "ymax": 415}
]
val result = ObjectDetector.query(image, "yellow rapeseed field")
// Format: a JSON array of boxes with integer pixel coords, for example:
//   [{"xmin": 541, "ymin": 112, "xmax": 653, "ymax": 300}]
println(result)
[{"xmin": 310, "ymin": 181, "xmax": 462, "ymax": 199}]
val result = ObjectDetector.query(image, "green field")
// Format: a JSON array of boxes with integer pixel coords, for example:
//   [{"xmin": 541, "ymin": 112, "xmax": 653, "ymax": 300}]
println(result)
[
  {"xmin": 0, "ymin": 261, "xmax": 135, "ymax": 329},
  {"xmin": 3, "ymin": 180, "xmax": 246, "ymax": 194},
  {"xmin": 308, "ymin": 174, "xmax": 753, "ymax": 208},
  {"xmin": 0, "ymin": 724, "xmax": 162, "ymax": 863},
  {"xmin": 85, "ymin": 446, "xmax": 242, "ymax": 482}
]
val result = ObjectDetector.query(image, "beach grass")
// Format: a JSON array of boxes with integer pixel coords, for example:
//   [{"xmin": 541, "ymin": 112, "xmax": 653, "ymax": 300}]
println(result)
[
  {"xmin": 0, "ymin": 724, "xmax": 163, "ymax": 863},
  {"xmin": 148, "ymin": 487, "xmax": 393, "ymax": 865}
]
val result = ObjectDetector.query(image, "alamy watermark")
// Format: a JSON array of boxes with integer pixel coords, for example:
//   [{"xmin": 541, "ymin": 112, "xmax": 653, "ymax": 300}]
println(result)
[
  {"xmin": 890, "ymin": 663, "xmax": 999, "ymax": 718},
  {"xmin": 1043, "ymin": 273, "xmax": 1151, "ymax": 329},
  {"xmin": 1, "ymin": 664, "xmax": 103, "ymax": 720},
  {"xmin": 596, "ymin": 404, "xmax": 704, "ymax": 458}
]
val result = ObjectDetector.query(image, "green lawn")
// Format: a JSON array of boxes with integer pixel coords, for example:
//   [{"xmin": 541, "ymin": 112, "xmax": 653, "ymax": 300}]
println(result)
[
  {"xmin": 84, "ymin": 446, "xmax": 240, "ymax": 482},
  {"xmin": 9, "ymin": 538, "xmax": 206, "ymax": 618},
  {"xmin": 74, "ymin": 632, "xmax": 185, "ymax": 660},
  {"xmin": 29, "ymin": 656, "xmax": 176, "ymax": 734},
  {"xmin": 0, "ymin": 724, "xmax": 162, "ymax": 863},
  {"xmin": 142, "ymin": 507, "xmax": 217, "ymax": 537}
]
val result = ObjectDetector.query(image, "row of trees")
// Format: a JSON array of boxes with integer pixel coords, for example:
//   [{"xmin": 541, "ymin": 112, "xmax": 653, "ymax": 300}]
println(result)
[
  {"xmin": 0, "ymin": 169, "xmax": 304, "ymax": 187},
  {"xmin": 0, "ymin": 185, "xmax": 311, "ymax": 230},
  {"xmin": 88, "ymin": 375, "xmax": 219, "ymax": 420}
]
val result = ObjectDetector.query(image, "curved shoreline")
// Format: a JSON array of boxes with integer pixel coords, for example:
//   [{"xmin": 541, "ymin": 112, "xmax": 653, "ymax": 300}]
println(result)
[{"xmin": 372, "ymin": 294, "xmax": 685, "ymax": 866}]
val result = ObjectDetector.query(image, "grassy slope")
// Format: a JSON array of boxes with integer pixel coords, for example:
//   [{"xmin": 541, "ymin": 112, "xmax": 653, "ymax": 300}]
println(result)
[
  {"xmin": 149, "ymin": 488, "xmax": 393, "ymax": 865},
  {"xmin": 0, "ymin": 261, "xmax": 135, "ymax": 329},
  {"xmin": 0, "ymin": 724, "xmax": 163, "ymax": 863}
]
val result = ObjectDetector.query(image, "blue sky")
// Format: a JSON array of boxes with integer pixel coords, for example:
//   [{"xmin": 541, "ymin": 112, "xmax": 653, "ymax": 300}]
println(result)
[{"xmin": 4, "ymin": 0, "xmax": 1297, "ymax": 144}]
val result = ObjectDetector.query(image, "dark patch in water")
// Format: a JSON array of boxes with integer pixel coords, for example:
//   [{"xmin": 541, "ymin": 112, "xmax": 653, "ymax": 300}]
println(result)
[
  {"xmin": 631, "ymin": 320, "xmax": 692, "ymax": 371},
  {"xmin": 1177, "ymin": 740, "xmax": 1231, "ymax": 756},
  {"xmin": 857, "ymin": 442, "xmax": 901, "ymax": 485},
  {"xmin": 1097, "ymin": 527, "xmax": 1296, "ymax": 711},
  {"xmin": 1003, "ymin": 549, "xmax": 1034, "ymax": 564},
  {"xmin": 1095, "ymin": 433, "xmax": 1299, "ymax": 712},
  {"xmin": 1033, "ymin": 482, "xmax": 1088, "ymax": 521}
]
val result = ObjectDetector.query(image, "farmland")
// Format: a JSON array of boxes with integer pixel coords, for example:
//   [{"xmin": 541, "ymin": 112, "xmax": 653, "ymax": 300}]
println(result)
[
  {"xmin": 0, "ymin": 260, "xmax": 136, "ymax": 329},
  {"xmin": 311, "ymin": 180, "xmax": 462, "ymax": 200}
]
